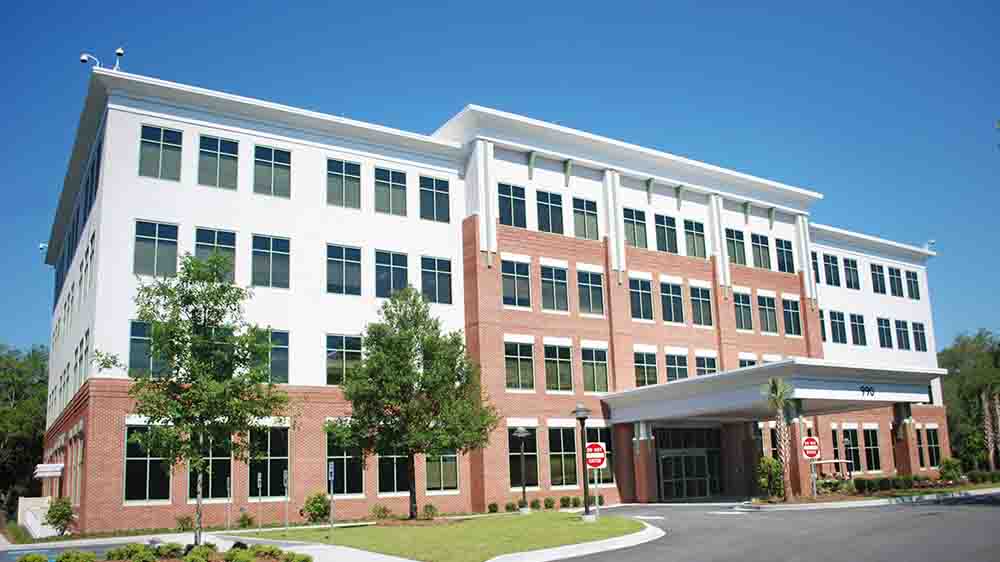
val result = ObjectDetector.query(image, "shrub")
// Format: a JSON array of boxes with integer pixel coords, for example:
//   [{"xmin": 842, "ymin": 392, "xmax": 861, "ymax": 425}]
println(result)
[
  {"xmin": 281, "ymin": 554, "xmax": 312, "ymax": 562},
  {"xmin": 598, "ymin": 495, "xmax": 605, "ymax": 506},
  {"xmin": 250, "ymin": 545, "xmax": 283, "ymax": 559},
  {"xmin": 504, "ymin": 502, "xmax": 517, "ymax": 512},
  {"xmin": 229, "ymin": 543, "xmax": 247, "ymax": 551},
  {"xmin": 302, "ymin": 492, "xmax": 331, "ymax": 523},
  {"xmin": 156, "ymin": 543, "xmax": 185, "ymax": 558},
  {"xmin": 17, "ymin": 554, "xmax": 47, "ymax": 562},
  {"xmin": 55, "ymin": 551, "xmax": 96, "ymax": 562},
  {"xmin": 44, "ymin": 497, "xmax": 74, "ymax": 535},
  {"xmin": 237, "ymin": 511, "xmax": 254, "ymax": 529},
  {"xmin": 421, "ymin": 504, "xmax": 439, "ymax": 520},
  {"xmin": 186, "ymin": 545, "xmax": 217, "ymax": 561},
  {"xmin": 370, "ymin": 504, "xmax": 392, "ymax": 520},
  {"xmin": 543, "ymin": 497, "xmax": 555, "ymax": 509},
  {"xmin": 106, "ymin": 544, "xmax": 155, "ymax": 561},
  {"xmin": 838, "ymin": 479, "xmax": 856, "ymax": 494},
  {"xmin": 559, "ymin": 496, "xmax": 571, "ymax": 508},
  {"xmin": 968, "ymin": 471, "xmax": 985, "ymax": 484},
  {"xmin": 223, "ymin": 550, "xmax": 254, "ymax": 562},
  {"xmin": 587, "ymin": 495, "xmax": 597, "ymax": 506},
  {"xmin": 756, "ymin": 457, "xmax": 783, "ymax": 498},
  {"xmin": 529, "ymin": 499, "xmax": 541, "ymax": 510},
  {"xmin": 487, "ymin": 502, "xmax": 499, "ymax": 513},
  {"xmin": 898, "ymin": 475, "xmax": 914, "ymax": 490},
  {"xmin": 853, "ymin": 478, "xmax": 869, "ymax": 495},
  {"xmin": 571, "ymin": 496, "xmax": 582, "ymax": 508},
  {"xmin": 182, "ymin": 555, "xmax": 206, "ymax": 562},
  {"xmin": 517, "ymin": 498, "xmax": 528, "ymax": 509},
  {"xmin": 173, "ymin": 515, "xmax": 194, "ymax": 532},
  {"xmin": 992, "ymin": 471, "xmax": 1000, "ymax": 483},
  {"xmin": 939, "ymin": 458, "xmax": 962, "ymax": 481}
]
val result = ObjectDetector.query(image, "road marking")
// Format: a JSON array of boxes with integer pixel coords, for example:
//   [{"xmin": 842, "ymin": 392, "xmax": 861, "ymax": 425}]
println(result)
[
  {"xmin": 707, "ymin": 511, "xmax": 746, "ymax": 515},
  {"xmin": 633, "ymin": 515, "xmax": 665, "ymax": 520}
]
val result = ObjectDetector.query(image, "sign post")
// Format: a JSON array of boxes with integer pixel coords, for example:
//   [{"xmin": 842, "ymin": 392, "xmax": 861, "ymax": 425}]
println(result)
[
  {"xmin": 283, "ymin": 469, "xmax": 289, "ymax": 535},
  {"xmin": 801, "ymin": 436, "xmax": 821, "ymax": 497},
  {"xmin": 328, "ymin": 462, "xmax": 336, "ymax": 541},
  {"xmin": 256, "ymin": 472, "xmax": 262, "ymax": 532},
  {"xmin": 225, "ymin": 477, "xmax": 231, "ymax": 530},
  {"xmin": 584, "ymin": 442, "xmax": 607, "ymax": 518}
]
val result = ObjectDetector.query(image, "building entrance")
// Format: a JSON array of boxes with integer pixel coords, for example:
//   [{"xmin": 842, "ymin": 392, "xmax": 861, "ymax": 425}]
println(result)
[{"xmin": 655, "ymin": 428, "xmax": 722, "ymax": 500}]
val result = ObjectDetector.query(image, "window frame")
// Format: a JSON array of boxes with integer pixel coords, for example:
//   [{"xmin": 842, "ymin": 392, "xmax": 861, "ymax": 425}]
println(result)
[
  {"xmin": 540, "ymin": 266, "xmax": 569, "ymax": 312},
  {"xmin": 197, "ymin": 135, "xmax": 238, "ymax": 189},
  {"xmin": 377, "ymin": 450, "xmax": 411, "ymax": 495},
  {"xmin": 251, "ymin": 235, "xmax": 291, "ymax": 289},
  {"xmin": 905, "ymin": 271, "xmax": 921, "ymax": 300},
  {"xmin": 586, "ymin": 427, "xmax": 614, "ymax": 484},
  {"xmin": 751, "ymin": 233, "xmax": 771, "ymax": 269},
  {"xmin": 629, "ymin": 278, "xmax": 654, "ymax": 320},
  {"xmin": 913, "ymin": 322, "xmax": 928, "ymax": 352},
  {"xmin": 871, "ymin": 264, "xmax": 887, "ymax": 294},
  {"xmin": 421, "ymin": 256, "xmax": 453, "ymax": 304},
  {"xmin": 248, "ymin": 427, "xmax": 289, "ymax": 498},
  {"xmin": 326, "ymin": 334, "xmax": 361, "ymax": 386},
  {"xmin": 544, "ymin": 345, "xmax": 573, "ymax": 392},
  {"xmin": 660, "ymin": 282, "xmax": 684, "ymax": 324},
  {"xmin": 623, "ymin": 208, "xmax": 648, "ymax": 248},
  {"xmin": 844, "ymin": 258, "xmax": 861, "ymax": 290},
  {"xmin": 582, "ymin": 348, "xmax": 609, "ymax": 393},
  {"xmin": 655, "ymin": 214, "xmax": 678, "ymax": 254},
  {"xmin": 501, "ymin": 260, "xmax": 531, "ymax": 308},
  {"xmin": 508, "ymin": 428, "xmax": 538, "ymax": 489},
  {"xmin": 268, "ymin": 331, "xmax": 289, "ymax": 384},
  {"xmin": 504, "ymin": 343, "xmax": 534, "ymax": 391},
  {"xmin": 548, "ymin": 427, "xmax": 578, "ymax": 487},
  {"xmin": 327, "ymin": 159, "xmax": 362, "ymax": 209},
  {"xmin": 684, "ymin": 220, "xmax": 707, "ymax": 258},
  {"xmin": 498, "ymin": 184, "xmax": 527, "ymax": 228},
  {"xmin": 536, "ymin": 191, "xmax": 564, "ymax": 234},
  {"xmin": 850, "ymin": 314, "xmax": 868, "ymax": 346},
  {"xmin": 375, "ymin": 167, "xmax": 407, "ymax": 216},
  {"xmin": 187, "ymin": 436, "xmax": 232, "ymax": 500},
  {"xmin": 734, "ymin": 293, "xmax": 753, "ymax": 331},
  {"xmin": 895, "ymin": 320, "xmax": 911, "ymax": 350},
  {"xmin": 888, "ymin": 267, "xmax": 904, "ymax": 297},
  {"xmin": 252, "ymin": 145, "xmax": 291, "ymax": 198},
  {"xmin": 375, "ymin": 250, "xmax": 408, "ymax": 298},
  {"xmin": 725, "ymin": 229, "xmax": 747, "ymax": 266},
  {"xmin": 782, "ymin": 299, "xmax": 802, "ymax": 336},
  {"xmin": 776, "ymin": 238, "xmax": 795, "ymax": 273},
  {"xmin": 572, "ymin": 198, "xmax": 599, "ymax": 240},
  {"xmin": 691, "ymin": 286, "xmax": 713, "ymax": 327},
  {"xmin": 419, "ymin": 176, "xmax": 450, "ymax": 223},
  {"xmin": 863, "ymin": 428, "xmax": 881, "ymax": 472},
  {"xmin": 695, "ymin": 356, "xmax": 717, "ymax": 376},
  {"xmin": 326, "ymin": 244, "xmax": 362, "ymax": 296},
  {"xmin": 634, "ymin": 352, "xmax": 657, "ymax": 387},
  {"xmin": 195, "ymin": 227, "xmax": 236, "ymax": 282},
  {"xmin": 124, "ymin": 426, "xmax": 171, "ymax": 503},
  {"xmin": 665, "ymin": 354, "xmax": 688, "ymax": 381},
  {"xmin": 877, "ymin": 318, "xmax": 893, "ymax": 348},
  {"xmin": 425, "ymin": 450, "xmax": 459, "ymax": 493},
  {"xmin": 139, "ymin": 125, "xmax": 183, "ymax": 181},
  {"xmin": 757, "ymin": 295, "xmax": 778, "ymax": 334},
  {"xmin": 823, "ymin": 254, "xmax": 841, "ymax": 286},
  {"xmin": 829, "ymin": 311, "xmax": 848, "ymax": 344},
  {"xmin": 326, "ymin": 433, "xmax": 364, "ymax": 496},
  {"xmin": 134, "ymin": 221, "xmax": 178, "ymax": 278},
  {"xmin": 577, "ymin": 271, "xmax": 605, "ymax": 315}
]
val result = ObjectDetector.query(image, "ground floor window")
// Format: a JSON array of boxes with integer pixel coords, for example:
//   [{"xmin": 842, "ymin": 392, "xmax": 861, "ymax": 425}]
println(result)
[
  {"xmin": 327, "ymin": 433, "xmax": 363, "ymax": 496},
  {"xmin": 188, "ymin": 436, "xmax": 231, "ymax": 500},
  {"xmin": 426, "ymin": 450, "xmax": 458, "ymax": 492},
  {"xmin": 124, "ymin": 426, "xmax": 170, "ymax": 502},
  {"xmin": 249, "ymin": 427, "xmax": 289, "ymax": 498},
  {"xmin": 586, "ymin": 427, "xmax": 614, "ymax": 484},
  {"xmin": 508, "ymin": 428, "xmax": 538, "ymax": 488},
  {"xmin": 831, "ymin": 429, "xmax": 840, "ymax": 460},
  {"xmin": 378, "ymin": 451, "xmax": 411, "ymax": 494},
  {"xmin": 863, "ymin": 428, "xmax": 881, "ymax": 471},
  {"xmin": 916, "ymin": 429, "xmax": 926, "ymax": 468},
  {"xmin": 926, "ymin": 428, "xmax": 941, "ymax": 467},
  {"xmin": 549, "ymin": 428, "xmax": 578, "ymax": 486},
  {"xmin": 769, "ymin": 428, "xmax": 779, "ymax": 459},
  {"xmin": 842, "ymin": 429, "xmax": 862, "ymax": 472}
]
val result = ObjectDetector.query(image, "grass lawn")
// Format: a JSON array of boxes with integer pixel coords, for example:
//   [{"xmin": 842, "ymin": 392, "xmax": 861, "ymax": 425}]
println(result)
[
  {"xmin": 247, "ymin": 512, "xmax": 643, "ymax": 562},
  {"xmin": 753, "ymin": 481, "xmax": 1000, "ymax": 504}
]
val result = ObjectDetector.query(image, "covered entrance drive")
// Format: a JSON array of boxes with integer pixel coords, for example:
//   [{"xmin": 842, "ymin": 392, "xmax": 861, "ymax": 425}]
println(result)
[{"xmin": 603, "ymin": 358, "xmax": 946, "ymax": 501}]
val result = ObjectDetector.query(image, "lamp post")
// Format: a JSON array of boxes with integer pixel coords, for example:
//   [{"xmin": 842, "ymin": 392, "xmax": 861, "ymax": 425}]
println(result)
[
  {"xmin": 572, "ymin": 402, "xmax": 592, "ymax": 517},
  {"xmin": 512, "ymin": 426, "xmax": 530, "ymax": 510}
]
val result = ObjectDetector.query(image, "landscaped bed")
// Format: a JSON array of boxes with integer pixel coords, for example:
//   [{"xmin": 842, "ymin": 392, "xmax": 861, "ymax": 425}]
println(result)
[
  {"xmin": 15, "ymin": 542, "xmax": 312, "ymax": 562},
  {"xmin": 246, "ymin": 512, "xmax": 644, "ymax": 562},
  {"xmin": 753, "ymin": 479, "xmax": 1000, "ymax": 504}
]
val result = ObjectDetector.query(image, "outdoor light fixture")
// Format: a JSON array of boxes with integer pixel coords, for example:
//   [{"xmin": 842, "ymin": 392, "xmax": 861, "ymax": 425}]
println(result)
[
  {"xmin": 512, "ymin": 426, "xmax": 530, "ymax": 509},
  {"xmin": 571, "ymin": 403, "xmax": 592, "ymax": 516}
]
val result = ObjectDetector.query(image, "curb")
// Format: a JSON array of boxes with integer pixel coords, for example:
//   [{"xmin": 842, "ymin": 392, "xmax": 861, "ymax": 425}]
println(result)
[
  {"xmin": 739, "ymin": 487, "xmax": 1000, "ymax": 511},
  {"xmin": 484, "ymin": 520, "xmax": 665, "ymax": 562}
]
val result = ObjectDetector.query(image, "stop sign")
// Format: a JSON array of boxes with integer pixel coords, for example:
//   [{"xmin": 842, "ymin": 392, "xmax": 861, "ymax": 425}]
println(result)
[
  {"xmin": 585, "ymin": 442, "xmax": 607, "ymax": 469},
  {"xmin": 801, "ymin": 436, "xmax": 821, "ymax": 459}
]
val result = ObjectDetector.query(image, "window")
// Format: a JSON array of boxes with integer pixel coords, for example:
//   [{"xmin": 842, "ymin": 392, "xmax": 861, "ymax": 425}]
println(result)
[
  {"xmin": 819, "ymin": 310, "xmax": 826, "ymax": 342},
  {"xmin": 913, "ymin": 322, "xmax": 928, "ymax": 352},
  {"xmin": 739, "ymin": 359, "xmax": 756, "ymax": 368},
  {"xmin": 863, "ymin": 428, "xmax": 881, "ymax": 471},
  {"xmin": 751, "ymin": 234, "xmax": 771, "ymax": 269},
  {"xmin": 326, "ymin": 335, "xmax": 361, "ymax": 385},
  {"xmin": 249, "ymin": 427, "xmax": 288, "ymax": 498},
  {"xmin": 629, "ymin": 279, "xmax": 653, "ymax": 320},
  {"xmin": 499, "ymin": 184, "xmax": 527, "ymax": 228},
  {"xmin": 734, "ymin": 293, "xmax": 753, "ymax": 331},
  {"xmin": 139, "ymin": 126, "xmax": 182, "ymax": 181},
  {"xmin": 927, "ymin": 428, "xmax": 942, "ymax": 467},
  {"xmin": 582, "ymin": 348, "xmax": 609, "ymax": 393},
  {"xmin": 906, "ymin": 271, "xmax": 920, "ymax": 300},
  {"xmin": 544, "ymin": 345, "xmax": 573, "ymax": 392},
  {"xmin": 195, "ymin": 228, "xmax": 236, "ymax": 282},
  {"xmin": 188, "ymin": 437, "xmax": 231, "ymax": 500},
  {"xmin": 375, "ymin": 251, "xmax": 408, "ymax": 298},
  {"xmin": 505, "ymin": 343, "xmax": 534, "ymax": 390},
  {"xmin": 536, "ymin": 191, "xmax": 563, "ymax": 234},
  {"xmin": 251, "ymin": 235, "xmax": 290, "ymax": 288},
  {"xmin": 655, "ymin": 215, "xmax": 678, "ymax": 254},
  {"xmin": 844, "ymin": 258, "xmax": 861, "ymax": 290},
  {"xmin": 691, "ymin": 287, "xmax": 713, "ymax": 326},
  {"xmin": 725, "ymin": 229, "xmax": 746, "ymax": 265},
  {"xmin": 895, "ymin": 320, "xmax": 911, "ymax": 350},
  {"xmin": 830, "ymin": 311, "xmax": 847, "ymax": 344},
  {"xmin": 811, "ymin": 252, "xmax": 820, "ymax": 284},
  {"xmin": 831, "ymin": 429, "xmax": 840, "ymax": 460},
  {"xmin": 850, "ymin": 314, "xmax": 867, "ymax": 346},
  {"xmin": 327, "ymin": 159, "xmax": 361, "ymax": 209},
  {"xmin": 696, "ymin": 356, "xmax": 717, "ymax": 376},
  {"xmin": 124, "ymin": 426, "xmax": 170, "ymax": 502},
  {"xmin": 326, "ymin": 245, "xmax": 362, "ymax": 296},
  {"xmin": 888, "ymin": 267, "xmax": 904, "ymax": 297},
  {"xmin": 426, "ymin": 450, "xmax": 458, "ymax": 492},
  {"xmin": 253, "ymin": 146, "xmax": 291, "ymax": 198},
  {"xmin": 578, "ymin": 271, "xmax": 604, "ymax": 315},
  {"xmin": 877, "ymin": 318, "xmax": 893, "ymax": 348},
  {"xmin": 421, "ymin": 257, "xmax": 452, "ymax": 304},
  {"xmin": 375, "ymin": 168, "xmax": 407, "ymax": 216},
  {"xmin": 842, "ymin": 429, "xmax": 861, "ymax": 472},
  {"xmin": 871, "ymin": 264, "xmax": 887, "ymax": 294},
  {"xmin": 540, "ymin": 266, "xmax": 568, "ymax": 311},
  {"xmin": 758, "ymin": 296, "xmax": 778, "ymax": 334},
  {"xmin": 573, "ymin": 198, "xmax": 599, "ymax": 240},
  {"xmin": 665, "ymin": 354, "xmax": 688, "ymax": 381},
  {"xmin": 134, "ymin": 221, "xmax": 177, "ymax": 277},
  {"xmin": 660, "ymin": 283, "xmax": 684, "ymax": 323},
  {"xmin": 198, "ymin": 136, "xmax": 238, "ymax": 189},
  {"xmin": 623, "ymin": 208, "xmax": 647, "ymax": 248},
  {"xmin": 823, "ymin": 255, "xmax": 841, "ymax": 286},
  {"xmin": 129, "ymin": 321, "xmax": 165, "ymax": 378},
  {"xmin": 634, "ymin": 352, "xmax": 657, "ymax": 387},
  {"xmin": 268, "ymin": 331, "xmax": 289, "ymax": 384},
  {"xmin": 776, "ymin": 239, "xmax": 795, "ymax": 273},
  {"xmin": 916, "ymin": 429, "xmax": 925, "ymax": 468},
  {"xmin": 783, "ymin": 299, "xmax": 801, "ymax": 336},
  {"xmin": 684, "ymin": 220, "xmax": 707, "ymax": 258},
  {"xmin": 419, "ymin": 176, "xmax": 450, "ymax": 222},
  {"xmin": 327, "ymin": 434, "xmax": 363, "ymax": 495},
  {"xmin": 378, "ymin": 451, "xmax": 411, "ymax": 494},
  {"xmin": 549, "ymin": 428, "xmax": 578, "ymax": 486},
  {"xmin": 508, "ymin": 428, "xmax": 538, "ymax": 488},
  {"xmin": 770, "ymin": 428, "xmax": 780, "ymax": 459},
  {"xmin": 501, "ymin": 261, "xmax": 531, "ymax": 307},
  {"xmin": 586, "ymin": 427, "xmax": 614, "ymax": 484}
]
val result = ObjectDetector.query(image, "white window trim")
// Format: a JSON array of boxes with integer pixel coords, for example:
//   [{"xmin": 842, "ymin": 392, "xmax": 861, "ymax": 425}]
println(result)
[
  {"xmin": 863, "ymin": 422, "xmax": 879, "ymax": 430},
  {"xmin": 628, "ymin": 270, "xmax": 653, "ymax": 281},
  {"xmin": 762, "ymin": 354, "xmax": 783, "ymax": 363},
  {"xmin": 633, "ymin": 343, "xmax": 658, "ymax": 354},
  {"xmin": 633, "ymin": 318, "xmax": 656, "ymax": 325},
  {"xmin": 738, "ymin": 352, "xmax": 758, "ymax": 361},
  {"xmin": 377, "ymin": 492, "xmax": 410, "ymax": 499},
  {"xmin": 581, "ymin": 340, "xmax": 609, "ymax": 350},
  {"xmin": 551, "ymin": 484, "xmax": 581, "ymax": 491},
  {"xmin": 688, "ymin": 279, "xmax": 712, "ymax": 289},
  {"xmin": 664, "ymin": 346, "xmax": 688, "ymax": 356},
  {"xmin": 695, "ymin": 349, "xmax": 718, "ymax": 358},
  {"xmin": 426, "ymin": 489, "xmax": 460, "ymax": 497},
  {"xmin": 576, "ymin": 262, "xmax": 603, "ymax": 273},
  {"xmin": 580, "ymin": 313, "xmax": 606, "ymax": 320},
  {"xmin": 781, "ymin": 293, "xmax": 801, "ymax": 301},
  {"xmin": 840, "ymin": 422, "xmax": 859, "ymax": 430},
  {"xmin": 507, "ymin": 417, "xmax": 539, "ymax": 428},
  {"xmin": 545, "ymin": 390, "xmax": 574, "ymax": 396},
  {"xmin": 732, "ymin": 285, "xmax": 752, "ymax": 294},
  {"xmin": 541, "ymin": 309, "xmax": 570, "ymax": 316},
  {"xmin": 585, "ymin": 419, "xmax": 609, "ymax": 428},
  {"xmin": 925, "ymin": 422, "xmax": 939, "ymax": 429},
  {"xmin": 505, "ymin": 388, "xmax": 536, "ymax": 395},
  {"xmin": 510, "ymin": 486, "xmax": 540, "ymax": 492},
  {"xmin": 660, "ymin": 274, "xmax": 684, "ymax": 285},
  {"xmin": 503, "ymin": 305, "xmax": 533, "ymax": 312},
  {"xmin": 543, "ymin": 336, "xmax": 572, "ymax": 347},
  {"xmin": 756, "ymin": 289, "xmax": 777, "ymax": 298},
  {"xmin": 546, "ymin": 418, "xmax": 577, "ymax": 428},
  {"xmin": 500, "ymin": 252, "xmax": 531, "ymax": 263},
  {"xmin": 504, "ymin": 334, "xmax": 535, "ymax": 344},
  {"xmin": 664, "ymin": 320, "xmax": 686, "ymax": 328},
  {"xmin": 539, "ymin": 257, "xmax": 569, "ymax": 268},
  {"xmin": 123, "ymin": 499, "xmax": 172, "ymax": 507}
]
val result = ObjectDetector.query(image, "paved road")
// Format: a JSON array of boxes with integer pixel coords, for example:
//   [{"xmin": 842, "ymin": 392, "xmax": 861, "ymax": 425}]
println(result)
[{"xmin": 575, "ymin": 494, "xmax": 1000, "ymax": 562}]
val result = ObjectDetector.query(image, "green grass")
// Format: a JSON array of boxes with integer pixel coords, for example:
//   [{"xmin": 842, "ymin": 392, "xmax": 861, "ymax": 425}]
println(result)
[
  {"xmin": 246, "ymin": 512, "xmax": 643, "ymax": 562},
  {"xmin": 879, "ymin": 481, "xmax": 1000, "ymax": 498}
]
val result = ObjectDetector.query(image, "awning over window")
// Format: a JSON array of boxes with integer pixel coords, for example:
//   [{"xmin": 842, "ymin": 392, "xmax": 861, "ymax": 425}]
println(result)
[
  {"xmin": 34, "ymin": 464, "xmax": 64, "ymax": 479},
  {"xmin": 602, "ymin": 357, "xmax": 945, "ymax": 424}
]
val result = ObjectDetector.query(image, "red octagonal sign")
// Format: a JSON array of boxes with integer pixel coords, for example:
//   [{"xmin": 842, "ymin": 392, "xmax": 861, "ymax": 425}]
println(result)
[
  {"xmin": 585, "ymin": 442, "xmax": 607, "ymax": 469},
  {"xmin": 801, "ymin": 436, "xmax": 821, "ymax": 459}
]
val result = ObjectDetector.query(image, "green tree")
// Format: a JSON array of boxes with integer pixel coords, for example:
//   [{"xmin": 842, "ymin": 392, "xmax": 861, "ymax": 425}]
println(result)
[
  {"xmin": 94, "ymin": 254, "xmax": 290, "ymax": 544},
  {"xmin": 0, "ymin": 345, "xmax": 47, "ymax": 516},
  {"xmin": 327, "ymin": 288, "xmax": 499, "ymax": 519},
  {"xmin": 939, "ymin": 330, "xmax": 1000, "ymax": 470},
  {"xmin": 763, "ymin": 378, "xmax": 794, "ymax": 501},
  {"xmin": 44, "ymin": 496, "xmax": 73, "ymax": 535}
]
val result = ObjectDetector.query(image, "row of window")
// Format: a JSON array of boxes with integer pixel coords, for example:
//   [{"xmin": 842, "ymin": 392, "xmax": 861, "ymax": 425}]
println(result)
[
  {"xmin": 811, "ymin": 251, "xmax": 921, "ymax": 300},
  {"xmin": 627, "ymin": 278, "xmax": 715, "ymax": 327},
  {"xmin": 139, "ymin": 126, "xmax": 452, "ymax": 222},
  {"xmin": 133, "ymin": 221, "xmax": 453, "ymax": 303},
  {"xmin": 501, "ymin": 260, "xmax": 605, "ymax": 314},
  {"xmin": 819, "ymin": 311, "xmax": 929, "ymax": 352},
  {"xmin": 507, "ymin": 426, "xmax": 615, "ymax": 489},
  {"xmin": 733, "ymin": 293, "xmax": 802, "ymax": 336}
]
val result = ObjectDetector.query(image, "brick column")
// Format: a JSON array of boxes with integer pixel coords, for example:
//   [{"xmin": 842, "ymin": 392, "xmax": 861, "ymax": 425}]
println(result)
[
  {"xmin": 632, "ymin": 424, "xmax": 658, "ymax": 503},
  {"xmin": 892, "ymin": 420, "xmax": 920, "ymax": 476},
  {"xmin": 788, "ymin": 421, "xmax": 814, "ymax": 497},
  {"xmin": 613, "ymin": 423, "xmax": 636, "ymax": 502}
]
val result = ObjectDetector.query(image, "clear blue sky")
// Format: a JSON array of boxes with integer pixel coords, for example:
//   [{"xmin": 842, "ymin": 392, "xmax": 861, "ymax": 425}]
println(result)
[{"xmin": 1, "ymin": 2, "xmax": 996, "ymax": 351}]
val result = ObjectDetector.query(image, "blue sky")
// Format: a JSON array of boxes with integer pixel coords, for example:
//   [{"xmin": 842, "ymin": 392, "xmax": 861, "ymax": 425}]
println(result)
[{"xmin": 1, "ymin": 2, "xmax": 996, "ymax": 351}]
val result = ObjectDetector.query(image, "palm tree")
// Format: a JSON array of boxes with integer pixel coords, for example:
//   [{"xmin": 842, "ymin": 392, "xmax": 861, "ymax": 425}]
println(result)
[
  {"xmin": 981, "ymin": 389, "xmax": 996, "ymax": 471},
  {"xmin": 763, "ymin": 377, "xmax": 794, "ymax": 501}
]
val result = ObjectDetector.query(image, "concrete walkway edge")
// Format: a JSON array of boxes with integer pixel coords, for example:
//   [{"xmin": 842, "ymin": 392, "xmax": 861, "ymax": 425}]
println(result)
[
  {"xmin": 740, "ymin": 487, "xmax": 1000, "ymax": 511},
  {"xmin": 484, "ymin": 521, "xmax": 665, "ymax": 562}
]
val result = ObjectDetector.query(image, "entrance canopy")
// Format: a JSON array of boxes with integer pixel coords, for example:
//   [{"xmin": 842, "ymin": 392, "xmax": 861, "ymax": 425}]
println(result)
[{"xmin": 603, "ymin": 357, "xmax": 945, "ymax": 424}]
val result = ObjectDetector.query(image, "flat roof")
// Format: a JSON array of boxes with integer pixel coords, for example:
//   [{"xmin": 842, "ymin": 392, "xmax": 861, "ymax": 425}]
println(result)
[{"xmin": 810, "ymin": 223, "xmax": 937, "ymax": 260}]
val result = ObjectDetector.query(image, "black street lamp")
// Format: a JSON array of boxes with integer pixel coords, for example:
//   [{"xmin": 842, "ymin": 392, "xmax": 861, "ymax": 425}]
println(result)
[
  {"xmin": 512, "ymin": 426, "xmax": 530, "ymax": 509},
  {"xmin": 572, "ymin": 402, "xmax": 592, "ymax": 517}
]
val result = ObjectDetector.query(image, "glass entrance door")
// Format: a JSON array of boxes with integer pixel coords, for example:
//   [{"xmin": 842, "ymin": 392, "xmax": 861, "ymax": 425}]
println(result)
[{"xmin": 659, "ymin": 451, "xmax": 712, "ymax": 500}]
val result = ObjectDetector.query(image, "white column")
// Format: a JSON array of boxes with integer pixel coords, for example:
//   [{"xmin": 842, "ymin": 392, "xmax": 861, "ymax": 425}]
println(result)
[
  {"xmin": 603, "ymin": 170, "xmax": 625, "ymax": 277},
  {"xmin": 796, "ymin": 215, "xmax": 815, "ymax": 302},
  {"xmin": 708, "ymin": 194, "xmax": 729, "ymax": 289}
]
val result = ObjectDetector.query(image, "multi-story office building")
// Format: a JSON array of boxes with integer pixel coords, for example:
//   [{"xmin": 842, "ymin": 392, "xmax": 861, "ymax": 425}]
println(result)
[{"xmin": 40, "ymin": 68, "xmax": 949, "ymax": 532}]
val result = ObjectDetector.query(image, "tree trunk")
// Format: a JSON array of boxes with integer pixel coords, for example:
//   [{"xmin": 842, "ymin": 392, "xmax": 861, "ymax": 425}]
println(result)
[
  {"xmin": 195, "ymin": 469, "xmax": 204, "ymax": 545},
  {"xmin": 982, "ymin": 391, "xmax": 996, "ymax": 472},
  {"xmin": 776, "ymin": 417, "xmax": 793, "ymax": 502},
  {"xmin": 408, "ymin": 454, "xmax": 418, "ymax": 520},
  {"xmin": 993, "ymin": 393, "xmax": 1000, "ymax": 470}
]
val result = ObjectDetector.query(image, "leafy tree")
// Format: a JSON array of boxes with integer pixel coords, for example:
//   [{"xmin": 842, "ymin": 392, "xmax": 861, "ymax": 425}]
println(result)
[
  {"xmin": 939, "ymin": 330, "xmax": 1000, "ymax": 470},
  {"xmin": 0, "ymin": 345, "xmax": 47, "ymax": 516},
  {"xmin": 94, "ymin": 254, "xmax": 290, "ymax": 544},
  {"xmin": 327, "ymin": 288, "xmax": 499, "ymax": 519},
  {"xmin": 44, "ymin": 496, "xmax": 73, "ymax": 535},
  {"xmin": 763, "ymin": 378, "xmax": 794, "ymax": 501}
]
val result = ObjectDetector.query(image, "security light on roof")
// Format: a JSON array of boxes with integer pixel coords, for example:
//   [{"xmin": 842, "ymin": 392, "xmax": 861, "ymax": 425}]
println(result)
[{"xmin": 79, "ymin": 47, "xmax": 124, "ymax": 70}]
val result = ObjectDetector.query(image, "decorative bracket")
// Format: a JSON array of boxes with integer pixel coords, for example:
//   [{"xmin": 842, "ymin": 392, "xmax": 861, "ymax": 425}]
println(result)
[
  {"xmin": 674, "ymin": 184, "xmax": 684, "ymax": 210},
  {"xmin": 564, "ymin": 160, "xmax": 573, "ymax": 187},
  {"xmin": 742, "ymin": 201, "xmax": 751, "ymax": 224},
  {"xmin": 527, "ymin": 151, "xmax": 537, "ymax": 180},
  {"xmin": 645, "ymin": 178, "xmax": 654, "ymax": 204},
  {"xmin": 768, "ymin": 207, "xmax": 776, "ymax": 229}
]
